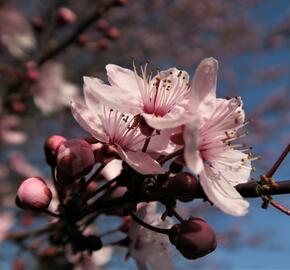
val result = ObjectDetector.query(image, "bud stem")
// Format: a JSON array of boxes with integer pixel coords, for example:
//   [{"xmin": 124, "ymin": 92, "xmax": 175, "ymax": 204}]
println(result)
[
  {"xmin": 142, "ymin": 136, "xmax": 151, "ymax": 152},
  {"xmin": 130, "ymin": 211, "xmax": 170, "ymax": 235},
  {"xmin": 158, "ymin": 148, "xmax": 184, "ymax": 164},
  {"xmin": 81, "ymin": 164, "xmax": 106, "ymax": 192}
]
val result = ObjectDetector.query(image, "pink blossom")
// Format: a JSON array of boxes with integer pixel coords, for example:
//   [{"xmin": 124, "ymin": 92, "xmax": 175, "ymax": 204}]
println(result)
[
  {"xmin": 0, "ymin": 212, "xmax": 15, "ymax": 241},
  {"xmin": 82, "ymin": 63, "xmax": 192, "ymax": 129},
  {"xmin": 183, "ymin": 58, "xmax": 252, "ymax": 216},
  {"xmin": 32, "ymin": 62, "xmax": 79, "ymax": 115},
  {"xmin": 128, "ymin": 202, "xmax": 175, "ymax": 270},
  {"xmin": 71, "ymin": 86, "xmax": 169, "ymax": 174},
  {"xmin": 16, "ymin": 177, "xmax": 52, "ymax": 211},
  {"xmin": 0, "ymin": 4, "xmax": 35, "ymax": 58}
]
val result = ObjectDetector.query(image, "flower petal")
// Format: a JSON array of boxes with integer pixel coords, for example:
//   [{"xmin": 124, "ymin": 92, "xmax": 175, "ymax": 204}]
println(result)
[
  {"xmin": 142, "ymin": 106, "xmax": 192, "ymax": 130},
  {"xmin": 183, "ymin": 120, "xmax": 204, "ymax": 174},
  {"xmin": 84, "ymin": 76, "xmax": 141, "ymax": 114},
  {"xmin": 117, "ymin": 146, "xmax": 165, "ymax": 175},
  {"xmin": 211, "ymin": 149, "xmax": 251, "ymax": 186},
  {"xmin": 71, "ymin": 100, "xmax": 108, "ymax": 142},
  {"xmin": 106, "ymin": 64, "xmax": 140, "ymax": 91},
  {"xmin": 191, "ymin": 57, "xmax": 218, "ymax": 107},
  {"xmin": 200, "ymin": 165, "xmax": 249, "ymax": 216}
]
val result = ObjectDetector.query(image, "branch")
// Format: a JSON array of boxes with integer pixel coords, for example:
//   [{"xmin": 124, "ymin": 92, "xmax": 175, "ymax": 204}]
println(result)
[{"xmin": 36, "ymin": 1, "xmax": 116, "ymax": 65}]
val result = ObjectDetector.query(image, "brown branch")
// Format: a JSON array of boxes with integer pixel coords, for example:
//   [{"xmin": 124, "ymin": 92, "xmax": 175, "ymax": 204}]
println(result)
[{"xmin": 36, "ymin": 1, "xmax": 116, "ymax": 65}]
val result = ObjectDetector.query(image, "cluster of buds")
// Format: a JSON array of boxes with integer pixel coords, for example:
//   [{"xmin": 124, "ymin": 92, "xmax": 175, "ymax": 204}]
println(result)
[{"xmin": 14, "ymin": 132, "xmax": 219, "ymax": 262}]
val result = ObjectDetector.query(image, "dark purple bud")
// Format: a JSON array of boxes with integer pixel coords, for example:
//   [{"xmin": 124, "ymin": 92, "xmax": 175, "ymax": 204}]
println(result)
[
  {"xmin": 169, "ymin": 217, "xmax": 217, "ymax": 260},
  {"xmin": 167, "ymin": 173, "xmax": 198, "ymax": 201},
  {"xmin": 57, "ymin": 139, "xmax": 95, "ymax": 178},
  {"xmin": 44, "ymin": 135, "xmax": 66, "ymax": 166},
  {"xmin": 106, "ymin": 27, "xmax": 121, "ymax": 40}
]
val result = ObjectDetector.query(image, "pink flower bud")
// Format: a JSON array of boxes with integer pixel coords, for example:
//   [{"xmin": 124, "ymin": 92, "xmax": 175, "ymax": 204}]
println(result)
[
  {"xmin": 96, "ymin": 19, "xmax": 109, "ymax": 31},
  {"xmin": 167, "ymin": 172, "xmax": 198, "ymax": 201},
  {"xmin": 169, "ymin": 217, "xmax": 217, "ymax": 260},
  {"xmin": 106, "ymin": 27, "xmax": 121, "ymax": 40},
  {"xmin": 45, "ymin": 135, "xmax": 66, "ymax": 166},
  {"xmin": 57, "ymin": 139, "xmax": 95, "ymax": 178},
  {"xmin": 16, "ymin": 177, "xmax": 52, "ymax": 211},
  {"xmin": 97, "ymin": 38, "xmax": 110, "ymax": 50},
  {"xmin": 57, "ymin": 7, "xmax": 77, "ymax": 25}
]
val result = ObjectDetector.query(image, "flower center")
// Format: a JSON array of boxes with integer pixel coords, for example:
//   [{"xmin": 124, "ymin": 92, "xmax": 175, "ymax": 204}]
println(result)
[
  {"xmin": 100, "ymin": 107, "xmax": 145, "ymax": 150},
  {"xmin": 134, "ymin": 63, "xmax": 190, "ymax": 117}
]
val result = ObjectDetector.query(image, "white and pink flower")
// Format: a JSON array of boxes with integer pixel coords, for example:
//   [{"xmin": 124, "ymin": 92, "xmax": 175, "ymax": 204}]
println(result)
[
  {"xmin": 184, "ymin": 58, "xmax": 252, "ymax": 216},
  {"xmin": 82, "ymin": 63, "xmax": 192, "ymax": 130},
  {"xmin": 128, "ymin": 202, "xmax": 175, "ymax": 270},
  {"xmin": 71, "ymin": 81, "xmax": 170, "ymax": 174}
]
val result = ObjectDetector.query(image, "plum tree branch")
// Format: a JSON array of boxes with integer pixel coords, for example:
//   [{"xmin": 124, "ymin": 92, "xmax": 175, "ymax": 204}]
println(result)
[{"xmin": 36, "ymin": 1, "xmax": 116, "ymax": 65}]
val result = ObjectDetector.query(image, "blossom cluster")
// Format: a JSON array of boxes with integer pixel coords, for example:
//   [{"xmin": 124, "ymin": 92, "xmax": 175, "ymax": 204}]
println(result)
[
  {"xmin": 72, "ymin": 57, "xmax": 252, "ymax": 216},
  {"xmin": 14, "ymin": 57, "xmax": 254, "ymax": 268}
]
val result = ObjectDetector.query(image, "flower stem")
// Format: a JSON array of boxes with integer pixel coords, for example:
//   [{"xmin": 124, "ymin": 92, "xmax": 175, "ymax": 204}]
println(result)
[
  {"xmin": 142, "ymin": 136, "xmax": 151, "ymax": 152},
  {"xmin": 81, "ymin": 164, "xmax": 106, "ymax": 192},
  {"xmin": 130, "ymin": 211, "xmax": 170, "ymax": 235},
  {"xmin": 158, "ymin": 148, "xmax": 184, "ymax": 164}
]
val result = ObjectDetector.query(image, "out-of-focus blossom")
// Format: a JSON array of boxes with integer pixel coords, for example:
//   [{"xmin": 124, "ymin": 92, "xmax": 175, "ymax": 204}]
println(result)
[
  {"xmin": 0, "ymin": 115, "xmax": 27, "ymax": 145},
  {"xmin": 184, "ymin": 58, "xmax": 252, "ymax": 216},
  {"xmin": 9, "ymin": 152, "xmax": 42, "ymax": 178},
  {"xmin": 82, "ymin": 64, "xmax": 193, "ymax": 129},
  {"xmin": 0, "ymin": 212, "xmax": 15, "ymax": 241},
  {"xmin": 32, "ymin": 62, "xmax": 79, "ymax": 115},
  {"xmin": 72, "ymin": 247, "xmax": 113, "ymax": 270},
  {"xmin": 128, "ymin": 202, "xmax": 175, "ymax": 270},
  {"xmin": 71, "ymin": 84, "xmax": 170, "ymax": 174},
  {"xmin": 0, "ymin": 4, "xmax": 35, "ymax": 58}
]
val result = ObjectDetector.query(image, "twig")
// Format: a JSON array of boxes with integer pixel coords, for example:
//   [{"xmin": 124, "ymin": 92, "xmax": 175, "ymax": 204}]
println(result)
[
  {"xmin": 36, "ymin": 1, "xmax": 116, "ymax": 65},
  {"xmin": 266, "ymin": 143, "xmax": 290, "ymax": 177}
]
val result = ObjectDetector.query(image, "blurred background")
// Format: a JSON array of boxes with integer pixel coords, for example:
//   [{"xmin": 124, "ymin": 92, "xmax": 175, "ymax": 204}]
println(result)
[{"xmin": 0, "ymin": 0, "xmax": 290, "ymax": 269}]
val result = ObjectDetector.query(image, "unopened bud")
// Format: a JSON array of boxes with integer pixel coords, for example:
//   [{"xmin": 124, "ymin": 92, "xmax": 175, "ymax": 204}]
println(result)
[
  {"xmin": 76, "ymin": 35, "xmax": 90, "ymax": 47},
  {"xmin": 31, "ymin": 16, "xmax": 45, "ymax": 32},
  {"xmin": 114, "ymin": 0, "xmax": 128, "ymax": 6},
  {"xmin": 16, "ymin": 177, "xmax": 52, "ymax": 211},
  {"xmin": 167, "ymin": 173, "xmax": 198, "ymax": 201},
  {"xmin": 94, "ymin": 144, "xmax": 118, "ymax": 164},
  {"xmin": 96, "ymin": 19, "xmax": 109, "ymax": 31},
  {"xmin": 97, "ymin": 38, "xmax": 110, "ymax": 50},
  {"xmin": 169, "ymin": 217, "xmax": 217, "ymax": 260},
  {"xmin": 106, "ymin": 27, "xmax": 121, "ymax": 40},
  {"xmin": 44, "ymin": 135, "xmax": 66, "ymax": 166},
  {"xmin": 57, "ymin": 7, "xmax": 77, "ymax": 25},
  {"xmin": 57, "ymin": 139, "xmax": 95, "ymax": 178}
]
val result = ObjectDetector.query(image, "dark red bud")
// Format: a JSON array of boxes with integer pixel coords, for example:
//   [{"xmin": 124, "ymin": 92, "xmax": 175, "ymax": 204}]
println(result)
[
  {"xmin": 31, "ymin": 16, "xmax": 45, "ymax": 32},
  {"xmin": 114, "ymin": 0, "xmax": 128, "ymax": 6},
  {"xmin": 57, "ymin": 7, "xmax": 77, "ymax": 25},
  {"xmin": 169, "ymin": 217, "xmax": 217, "ymax": 260},
  {"xmin": 97, "ymin": 38, "xmax": 110, "ymax": 50},
  {"xmin": 169, "ymin": 159, "xmax": 184, "ymax": 174},
  {"xmin": 106, "ymin": 27, "xmax": 121, "ymax": 40},
  {"xmin": 57, "ymin": 139, "xmax": 95, "ymax": 178},
  {"xmin": 44, "ymin": 135, "xmax": 66, "ymax": 166},
  {"xmin": 167, "ymin": 173, "xmax": 198, "ymax": 201},
  {"xmin": 96, "ymin": 19, "xmax": 109, "ymax": 31}
]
